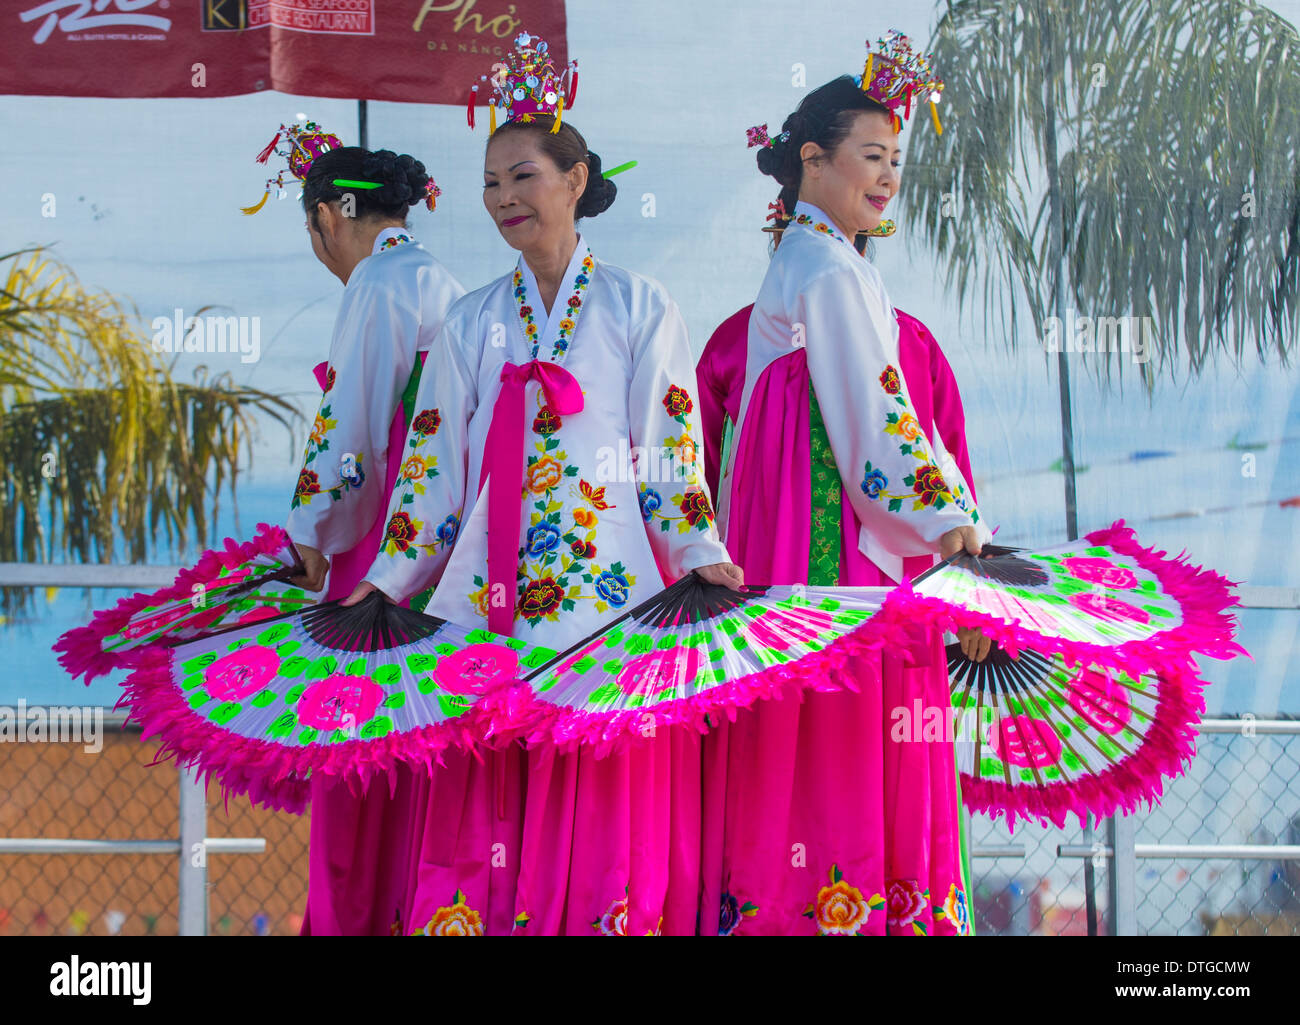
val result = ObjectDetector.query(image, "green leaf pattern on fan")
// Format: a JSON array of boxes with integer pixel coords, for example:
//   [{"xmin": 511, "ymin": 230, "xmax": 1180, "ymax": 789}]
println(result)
[
  {"xmin": 950, "ymin": 648, "xmax": 1160, "ymax": 789},
  {"xmin": 921, "ymin": 541, "xmax": 1183, "ymax": 645},
  {"xmin": 170, "ymin": 616, "xmax": 557, "ymax": 750},
  {"xmin": 526, "ymin": 586, "xmax": 890, "ymax": 713},
  {"xmin": 104, "ymin": 557, "xmax": 315, "ymax": 653}
]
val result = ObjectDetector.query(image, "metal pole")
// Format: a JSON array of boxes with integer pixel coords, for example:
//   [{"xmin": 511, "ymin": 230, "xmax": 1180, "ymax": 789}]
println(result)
[
  {"xmin": 358, "ymin": 99, "xmax": 368, "ymax": 150},
  {"xmin": 177, "ymin": 767, "xmax": 208, "ymax": 937},
  {"xmin": 1109, "ymin": 814, "xmax": 1137, "ymax": 935}
]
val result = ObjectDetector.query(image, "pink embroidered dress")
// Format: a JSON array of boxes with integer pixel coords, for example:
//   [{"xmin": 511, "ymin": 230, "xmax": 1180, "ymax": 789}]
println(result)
[
  {"xmin": 284, "ymin": 227, "xmax": 466, "ymax": 935},
  {"xmin": 703, "ymin": 201, "xmax": 992, "ymax": 936},
  {"xmin": 360, "ymin": 236, "xmax": 732, "ymax": 935}
]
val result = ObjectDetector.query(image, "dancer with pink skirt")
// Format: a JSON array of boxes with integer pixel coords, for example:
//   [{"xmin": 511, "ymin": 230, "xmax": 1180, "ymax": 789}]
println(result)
[
  {"xmin": 269, "ymin": 134, "xmax": 466, "ymax": 934},
  {"xmin": 703, "ymin": 34, "xmax": 994, "ymax": 936},
  {"xmin": 346, "ymin": 32, "xmax": 743, "ymax": 935}
]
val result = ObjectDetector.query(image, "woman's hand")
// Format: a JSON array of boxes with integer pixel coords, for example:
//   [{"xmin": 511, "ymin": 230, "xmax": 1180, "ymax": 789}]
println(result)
[
  {"xmin": 939, "ymin": 526, "xmax": 995, "ymax": 662},
  {"xmin": 289, "ymin": 543, "xmax": 329, "ymax": 592},
  {"xmin": 343, "ymin": 579, "xmax": 397, "ymax": 607},
  {"xmin": 694, "ymin": 562, "xmax": 745, "ymax": 592},
  {"xmin": 939, "ymin": 525, "xmax": 983, "ymax": 560},
  {"xmin": 956, "ymin": 625, "xmax": 994, "ymax": 662}
]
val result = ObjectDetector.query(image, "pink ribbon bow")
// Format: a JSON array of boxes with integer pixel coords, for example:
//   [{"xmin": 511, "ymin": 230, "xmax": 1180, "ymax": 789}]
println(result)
[{"xmin": 480, "ymin": 360, "xmax": 585, "ymax": 636}]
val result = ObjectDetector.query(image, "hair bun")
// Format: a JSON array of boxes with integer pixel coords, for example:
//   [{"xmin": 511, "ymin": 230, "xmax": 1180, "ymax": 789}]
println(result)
[
  {"xmin": 360, "ymin": 149, "xmax": 429, "ymax": 207},
  {"xmin": 576, "ymin": 149, "xmax": 617, "ymax": 219}
]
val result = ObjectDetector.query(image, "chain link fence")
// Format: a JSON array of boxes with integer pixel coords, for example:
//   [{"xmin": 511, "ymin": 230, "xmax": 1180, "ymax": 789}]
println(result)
[
  {"xmin": 1, "ymin": 709, "xmax": 1295, "ymax": 936},
  {"xmin": 967, "ymin": 716, "xmax": 1300, "ymax": 935},
  {"xmin": 0, "ymin": 717, "xmax": 308, "ymax": 936}
]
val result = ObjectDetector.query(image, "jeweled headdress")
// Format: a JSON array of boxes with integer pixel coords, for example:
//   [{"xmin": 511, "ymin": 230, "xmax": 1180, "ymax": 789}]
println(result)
[
  {"xmin": 241, "ymin": 119, "xmax": 342, "ymax": 215},
  {"xmin": 241, "ymin": 117, "xmax": 441, "ymax": 216},
  {"xmin": 468, "ymin": 31, "xmax": 578, "ymax": 134},
  {"xmin": 857, "ymin": 29, "xmax": 944, "ymax": 135}
]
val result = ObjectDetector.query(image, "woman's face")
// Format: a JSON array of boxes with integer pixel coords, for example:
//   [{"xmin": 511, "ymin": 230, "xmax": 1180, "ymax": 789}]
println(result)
[
  {"xmin": 483, "ymin": 129, "xmax": 586, "ymax": 251},
  {"xmin": 803, "ymin": 110, "xmax": 902, "ymax": 236}
]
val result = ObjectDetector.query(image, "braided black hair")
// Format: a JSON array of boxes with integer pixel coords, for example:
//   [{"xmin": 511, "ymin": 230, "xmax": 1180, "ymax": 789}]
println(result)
[
  {"xmin": 302, "ymin": 146, "xmax": 431, "ymax": 224},
  {"xmin": 489, "ymin": 117, "xmax": 617, "ymax": 221},
  {"xmin": 758, "ymin": 76, "xmax": 892, "ymax": 216}
]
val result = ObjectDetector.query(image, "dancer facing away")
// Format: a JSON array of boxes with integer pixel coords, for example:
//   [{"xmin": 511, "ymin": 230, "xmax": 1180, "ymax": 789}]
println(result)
[
  {"xmin": 701, "ymin": 35, "xmax": 994, "ymax": 936},
  {"xmin": 345, "ymin": 32, "xmax": 743, "ymax": 935},
  {"xmin": 265, "ymin": 133, "xmax": 466, "ymax": 934}
]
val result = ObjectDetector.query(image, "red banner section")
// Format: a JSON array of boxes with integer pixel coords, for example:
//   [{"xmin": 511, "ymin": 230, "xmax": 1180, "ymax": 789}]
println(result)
[{"xmin": 3, "ymin": 0, "xmax": 568, "ymax": 103}]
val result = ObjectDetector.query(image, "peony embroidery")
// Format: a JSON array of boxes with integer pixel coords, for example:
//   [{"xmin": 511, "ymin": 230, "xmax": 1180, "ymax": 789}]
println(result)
[
  {"xmin": 532, "ymin": 405, "xmax": 562, "ymax": 435},
  {"xmin": 294, "ymin": 469, "xmax": 321, "ymax": 500},
  {"xmin": 526, "ymin": 522, "xmax": 562, "ymax": 557},
  {"xmin": 675, "ymin": 489, "xmax": 714, "ymax": 530},
  {"xmin": 520, "ymin": 576, "xmax": 566, "ymax": 620},
  {"xmin": 861, "ymin": 463, "xmax": 888, "ymax": 500},
  {"xmin": 638, "ymin": 487, "xmax": 662, "ymax": 522},
  {"xmin": 525, "ymin": 455, "xmax": 565, "ymax": 495},
  {"xmin": 415, "ymin": 890, "xmax": 484, "ymax": 936},
  {"xmin": 802, "ymin": 864, "xmax": 884, "ymax": 936},
  {"xmin": 411, "ymin": 408, "xmax": 442, "ymax": 437},
  {"xmin": 662, "ymin": 384, "xmax": 694, "ymax": 420},
  {"xmin": 719, "ymin": 893, "xmax": 759, "ymax": 936},
  {"xmin": 593, "ymin": 896, "xmax": 628, "ymax": 936},
  {"xmin": 908, "ymin": 463, "xmax": 951, "ymax": 507},
  {"xmin": 594, "ymin": 570, "xmax": 631, "ymax": 607},
  {"xmin": 886, "ymin": 878, "xmax": 929, "ymax": 934},
  {"xmin": 933, "ymin": 883, "xmax": 970, "ymax": 936},
  {"xmin": 383, "ymin": 511, "xmax": 421, "ymax": 556}
]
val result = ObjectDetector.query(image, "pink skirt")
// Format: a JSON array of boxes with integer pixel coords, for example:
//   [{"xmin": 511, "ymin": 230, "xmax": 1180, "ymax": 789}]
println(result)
[{"xmin": 700, "ymin": 348, "xmax": 972, "ymax": 936}]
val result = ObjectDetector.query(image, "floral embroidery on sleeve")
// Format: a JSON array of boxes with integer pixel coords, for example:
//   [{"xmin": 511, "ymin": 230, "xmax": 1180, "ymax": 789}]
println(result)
[
  {"xmin": 932, "ymin": 883, "xmax": 971, "ymax": 935},
  {"xmin": 861, "ymin": 365, "xmax": 980, "ymax": 520},
  {"xmin": 662, "ymin": 384, "xmax": 694, "ymax": 423},
  {"xmin": 640, "ymin": 481, "xmax": 715, "ymax": 535},
  {"xmin": 382, "ymin": 408, "xmax": 458, "ymax": 559}
]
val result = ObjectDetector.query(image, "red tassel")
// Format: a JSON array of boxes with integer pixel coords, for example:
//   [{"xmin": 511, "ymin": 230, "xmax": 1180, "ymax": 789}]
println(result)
[
  {"xmin": 904, "ymin": 84, "xmax": 912, "ymax": 120},
  {"xmin": 467, "ymin": 86, "xmax": 477, "ymax": 130},
  {"xmin": 255, "ymin": 132, "xmax": 281, "ymax": 164},
  {"xmin": 566, "ymin": 66, "xmax": 579, "ymax": 110}
]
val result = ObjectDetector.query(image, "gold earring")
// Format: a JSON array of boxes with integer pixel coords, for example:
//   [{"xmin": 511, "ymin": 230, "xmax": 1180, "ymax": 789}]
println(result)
[{"xmin": 863, "ymin": 219, "xmax": 896, "ymax": 238}]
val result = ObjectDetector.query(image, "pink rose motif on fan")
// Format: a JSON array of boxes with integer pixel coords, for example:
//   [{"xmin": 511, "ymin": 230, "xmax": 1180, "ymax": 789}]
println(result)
[
  {"xmin": 615, "ymin": 648, "xmax": 702, "ymax": 697},
  {"xmin": 991, "ymin": 715, "xmax": 1061, "ymax": 768},
  {"xmin": 432, "ymin": 644, "xmax": 520, "ymax": 695},
  {"xmin": 121, "ymin": 604, "xmax": 195, "ymax": 639},
  {"xmin": 204, "ymin": 645, "xmax": 280, "ymax": 702},
  {"xmin": 1062, "ymin": 557, "xmax": 1138, "ymax": 590},
  {"xmin": 236, "ymin": 605, "xmax": 282, "ymax": 625},
  {"xmin": 1069, "ymin": 591, "xmax": 1149, "ymax": 624},
  {"xmin": 1067, "ymin": 668, "xmax": 1132, "ymax": 734},
  {"xmin": 745, "ymin": 609, "xmax": 835, "ymax": 651},
  {"xmin": 297, "ymin": 675, "xmax": 383, "ymax": 732},
  {"xmin": 885, "ymin": 878, "xmax": 926, "ymax": 930}
]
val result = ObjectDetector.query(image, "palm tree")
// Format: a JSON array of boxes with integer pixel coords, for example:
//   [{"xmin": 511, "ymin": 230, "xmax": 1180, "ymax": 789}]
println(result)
[
  {"xmin": 904, "ymin": 0, "xmax": 1300, "ymax": 539},
  {"xmin": 901, "ymin": 0, "xmax": 1300, "ymax": 938},
  {"xmin": 0, "ymin": 247, "xmax": 299, "ymax": 613}
]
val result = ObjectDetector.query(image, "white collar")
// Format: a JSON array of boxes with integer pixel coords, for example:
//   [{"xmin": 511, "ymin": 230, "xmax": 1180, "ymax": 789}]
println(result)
[
  {"xmin": 513, "ymin": 234, "xmax": 595, "ymax": 361},
  {"xmin": 791, "ymin": 201, "xmax": 857, "ymax": 251},
  {"xmin": 371, "ymin": 226, "xmax": 416, "ymax": 256}
]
